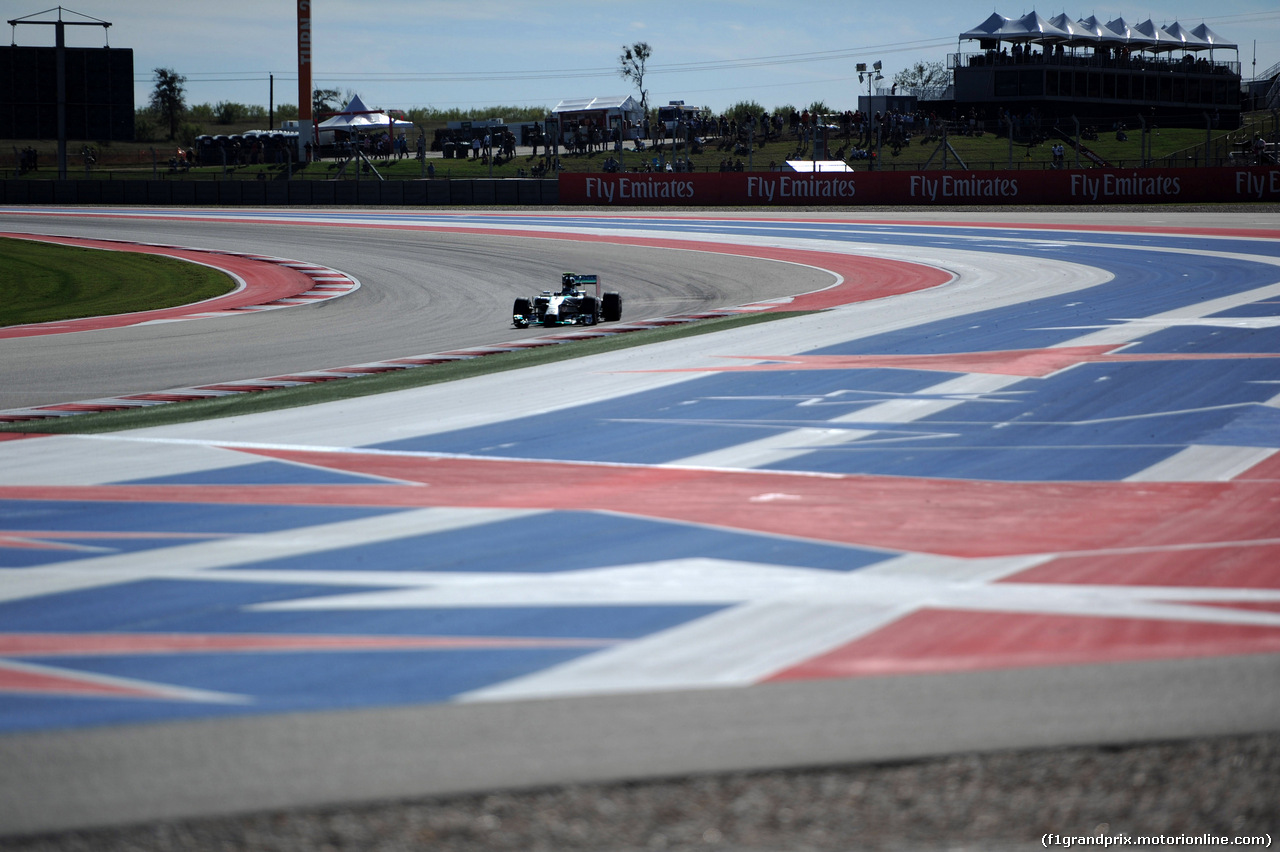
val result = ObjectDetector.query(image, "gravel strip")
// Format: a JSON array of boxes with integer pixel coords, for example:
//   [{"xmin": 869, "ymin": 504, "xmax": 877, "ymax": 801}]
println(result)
[{"xmin": 5, "ymin": 732, "xmax": 1275, "ymax": 852}]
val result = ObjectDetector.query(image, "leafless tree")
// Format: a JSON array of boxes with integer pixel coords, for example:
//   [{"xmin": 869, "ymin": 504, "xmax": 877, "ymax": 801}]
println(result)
[
  {"xmin": 619, "ymin": 42, "xmax": 652, "ymax": 115},
  {"xmin": 892, "ymin": 61, "xmax": 950, "ymax": 97}
]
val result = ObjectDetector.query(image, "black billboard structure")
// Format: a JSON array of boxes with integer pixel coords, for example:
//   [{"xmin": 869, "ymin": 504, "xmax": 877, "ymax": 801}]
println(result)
[
  {"xmin": 0, "ymin": 45, "xmax": 134, "ymax": 140},
  {"xmin": 3, "ymin": 7, "xmax": 131, "ymax": 178}
]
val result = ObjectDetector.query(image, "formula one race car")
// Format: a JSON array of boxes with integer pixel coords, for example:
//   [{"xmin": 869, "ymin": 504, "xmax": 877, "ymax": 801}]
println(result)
[{"xmin": 512, "ymin": 273, "xmax": 623, "ymax": 328}]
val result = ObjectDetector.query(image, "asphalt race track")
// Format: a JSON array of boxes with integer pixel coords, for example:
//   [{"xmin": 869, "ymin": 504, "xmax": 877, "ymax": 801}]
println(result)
[
  {"xmin": 0, "ymin": 213, "xmax": 830, "ymax": 411},
  {"xmin": 0, "ymin": 208, "xmax": 1279, "ymax": 842}
]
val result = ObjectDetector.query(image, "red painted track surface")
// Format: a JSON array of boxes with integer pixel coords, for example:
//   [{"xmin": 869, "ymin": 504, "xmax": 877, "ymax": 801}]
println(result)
[
  {"xmin": 5, "ymin": 445, "xmax": 1275, "ymax": 562},
  {"xmin": 772, "ymin": 609, "xmax": 1280, "ymax": 678},
  {"xmin": 1, "ymin": 209, "xmax": 1278, "ymax": 839}
]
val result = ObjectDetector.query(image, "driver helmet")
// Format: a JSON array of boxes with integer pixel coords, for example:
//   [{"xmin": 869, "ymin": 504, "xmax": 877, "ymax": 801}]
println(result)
[{"xmin": 561, "ymin": 273, "xmax": 577, "ymax": 294}]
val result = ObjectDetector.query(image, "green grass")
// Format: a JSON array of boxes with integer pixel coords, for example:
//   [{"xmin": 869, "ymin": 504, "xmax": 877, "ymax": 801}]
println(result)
[
  {"xmin": 0, "ymin": 311, "xmax": 811, "ymax": 434},
  {"xmin": 0, "ymin": 237, "xmax": 236, "ymax": 326}
]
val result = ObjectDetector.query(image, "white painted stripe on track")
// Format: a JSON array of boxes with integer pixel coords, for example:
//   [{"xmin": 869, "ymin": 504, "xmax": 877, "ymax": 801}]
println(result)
[
  {"xmin": 459, "ymin": 559, "xmax": 1280, "ymax": 702},
  {"xmin": 675, "ymin": 263, "xmax": 1280, "ymax": 475},
  {"xmin": 1125, "ymin": 444, "xmax": 1279, "ymax": 483},
  {"xmin": 0, "ymin": 508, "xmax": 541, "ymax": 605},
  {"xmin": 465, "ymin": 597, "xmax": 919, "ymax": 698}
]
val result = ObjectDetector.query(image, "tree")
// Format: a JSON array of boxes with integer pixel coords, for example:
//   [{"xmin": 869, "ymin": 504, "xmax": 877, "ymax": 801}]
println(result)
[
  {"xmin": 725, "ymin": 100, "xmax": 766, "ymax": 125},
  {"xmin": 149, "ymin": 68, "xmax": 187, "ymax": 141},
  {"xmin": 618, "ymin": 42, "xmax": 652, "ymax": 116},
  {"xmin": 313, "ymin": 87, "xmax": 343, "ymax": 117},
  {"xmin": 892, "ymin": 61, "xmax": 949, "ymax": 95},
  {"xmin": 214, "ymin": 101, "xmax": 244, "ymax": 125}
]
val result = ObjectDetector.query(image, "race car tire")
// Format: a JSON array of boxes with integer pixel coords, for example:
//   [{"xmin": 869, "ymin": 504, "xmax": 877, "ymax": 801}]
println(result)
[
  {"xmin": 512, "ymin": 297, "xmax": 532, "ymax": 328},
  {"xmin": 602, "ymin": 291, "xmax": 623, "ymax": 322},
  {"xmin": 579, "ymin": 296, "xmax": 599, "ymax": 325}
]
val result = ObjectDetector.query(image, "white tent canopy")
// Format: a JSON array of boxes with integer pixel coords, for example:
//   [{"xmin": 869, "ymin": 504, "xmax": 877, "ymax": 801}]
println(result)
[
  {"xmin": 1190, "ymin": 23, "xmax": 1237, "ymax": 50},
  {"xmin": 1135, "ymin": 19, "xmax": 1184, "ymax": 52},
  {"xmin": 1075, "ymin": 16, "xmax": 1128, "ymax": 46},
  {"xmin": 1101, "ymin": 17, "xmax": 1156, "ymax": 49},
  {"xmin": 551, "ymin": 95, "xmax": 642, "ymax": 117},
  {"xmin": 960, "ymin": 12, "xmax": 1016, "ymax": 41},
  {"xmin": 318, "ymin": 95, "xmax": 413, "ymax": 134},
  {"xmin": 1047, "ymin": 14, "xmax": 1104, "ymax": 47},
  {"xmin": 1160, "ymin": 21, "xmax": 1210, "ymax": 51},
  {"xmin": 1004, "ymin": 11, "xmax": 1069, "ymax": 42},
  {"xmin": 960, "ymin": 11, "xmax": 1070, "ymax": 50},
  {"xmin": 959, "ymin": 12, "xmax": 1236, "ymax": 56}
]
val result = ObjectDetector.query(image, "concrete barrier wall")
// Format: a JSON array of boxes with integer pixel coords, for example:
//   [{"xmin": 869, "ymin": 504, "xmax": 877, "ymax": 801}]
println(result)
[
  {"xmin": 10, "ymin": 169, "xmax": 1277, "ymax": 206},
  {"xmin": 0, "ymin": 179, "xmax": 559, "ymax": 206}
]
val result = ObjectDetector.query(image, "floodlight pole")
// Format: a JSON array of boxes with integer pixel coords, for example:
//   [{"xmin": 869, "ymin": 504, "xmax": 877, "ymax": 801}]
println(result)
[{"xmin": 8, "ymin": 7, "xmax": 113, "ymax": 180}]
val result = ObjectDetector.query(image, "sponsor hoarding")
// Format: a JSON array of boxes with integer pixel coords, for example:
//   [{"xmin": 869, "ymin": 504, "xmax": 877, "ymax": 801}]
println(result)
[{"xmin": 561, "ymin": 167, "xmax": 1280, "ymax": 205}]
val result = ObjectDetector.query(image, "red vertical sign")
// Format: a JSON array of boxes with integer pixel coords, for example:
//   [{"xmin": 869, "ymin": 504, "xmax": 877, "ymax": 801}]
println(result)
[{"xmin": 298, "ymin": 1, "xmax": 312, "ymax": 124}]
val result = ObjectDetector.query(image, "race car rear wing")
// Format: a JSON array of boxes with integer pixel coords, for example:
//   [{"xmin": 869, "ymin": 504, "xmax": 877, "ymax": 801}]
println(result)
[{"xmin": 577, "ymin": 274, "xmax": 600, "ymax": 300}]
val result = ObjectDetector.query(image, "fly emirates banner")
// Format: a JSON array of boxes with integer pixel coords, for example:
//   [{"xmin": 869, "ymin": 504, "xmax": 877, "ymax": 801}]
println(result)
[{"xmin": 560, "ymin": 167, "xmax": 1280, "ymax": 205}]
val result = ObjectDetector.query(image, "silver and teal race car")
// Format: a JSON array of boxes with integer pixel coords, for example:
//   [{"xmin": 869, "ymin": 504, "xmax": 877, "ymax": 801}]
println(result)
[{"xmin": 513, "ymin": 273, "xmax": 622, "ymax": 328}]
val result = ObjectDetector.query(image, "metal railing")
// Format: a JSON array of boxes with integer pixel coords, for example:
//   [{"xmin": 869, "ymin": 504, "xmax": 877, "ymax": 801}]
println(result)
[{"xmin": 951, "ymin": 50, "xmax": 1241, "ymax": 76}]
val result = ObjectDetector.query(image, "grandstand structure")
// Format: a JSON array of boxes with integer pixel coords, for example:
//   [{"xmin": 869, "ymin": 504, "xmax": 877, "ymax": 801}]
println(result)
[{"xmin": 949, "ymin": 12, "xmax": 1243, "ymax": 128}]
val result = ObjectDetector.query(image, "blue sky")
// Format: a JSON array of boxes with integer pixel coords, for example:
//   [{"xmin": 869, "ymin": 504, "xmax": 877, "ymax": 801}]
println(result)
[{"xmin": 8, "ymin": 1, "xmax": 1278, "ymax": 114}]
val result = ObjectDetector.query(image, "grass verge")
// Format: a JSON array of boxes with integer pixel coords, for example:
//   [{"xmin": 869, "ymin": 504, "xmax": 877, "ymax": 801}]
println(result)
[
  {"xmin": 1, "ymin": 311, "xmax": 812, "ymax": 435},
  {"xmin": 0, "ymin": 238, "xmax": 235, "ymax": 326}
]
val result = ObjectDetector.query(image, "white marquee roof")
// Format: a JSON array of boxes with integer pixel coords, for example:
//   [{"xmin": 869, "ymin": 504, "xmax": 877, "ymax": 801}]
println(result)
[
  {"xmin": 1161, "ymin": 21, "xmax": 1210, "ymax": 51},
  {"xmin": 1007, "ymin": 11, "xmax": 1069, "ymax": 42},
  {"xmin": 1190, "ymin": 23, "xmax": 1237, "ymax": 50},
  {"xmin": 960, "ymin": 11, "xmax": 1236, "ymax": 53},
  {"xmin": 552, "ymin": 95, "xmax": 642, "ymax": 115},
  {"xmin": 1047, "ymin": 14, "xmax": 1105, "ymax": 47},
  {"xmin": 1135, "ymin": 18, "xmax": 1188, "ymax": 52},
  {"xmin": 318, "ymin": 95, "xmax": 413, "ymax": 132},
  {"xmin": 1101, "ymin": 17, "xmax": 1156, "ymax": 48}
]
